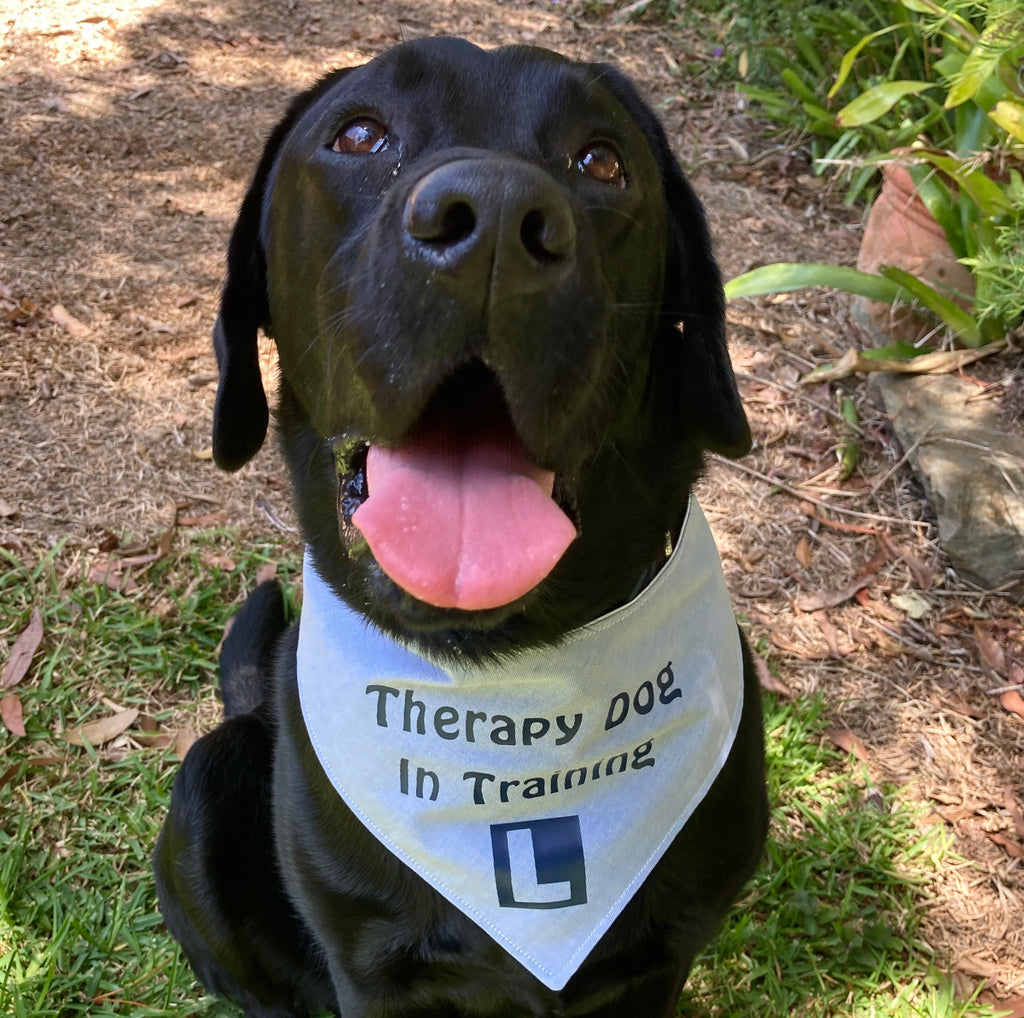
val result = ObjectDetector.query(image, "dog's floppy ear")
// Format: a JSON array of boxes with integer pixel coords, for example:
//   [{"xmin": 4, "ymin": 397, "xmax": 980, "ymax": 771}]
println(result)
[
  {"xmin": 212, "ymin": 68, "xmax": 353, "ymax": 471},
  {"xmin": 598, "ymin": 69, "xmax": 751, "ymax": 459}
]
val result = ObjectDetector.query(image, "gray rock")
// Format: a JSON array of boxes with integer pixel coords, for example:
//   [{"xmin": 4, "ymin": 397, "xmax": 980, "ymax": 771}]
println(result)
[{"xmin": 872, "ymin": 372, "xmax": 1024, "ymax": 594}]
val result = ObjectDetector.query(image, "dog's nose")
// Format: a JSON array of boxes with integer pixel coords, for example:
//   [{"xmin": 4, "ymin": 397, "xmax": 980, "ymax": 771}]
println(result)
[{"xmin": 403, "ymin": 158, "xmax": 576, "ymax": 279}]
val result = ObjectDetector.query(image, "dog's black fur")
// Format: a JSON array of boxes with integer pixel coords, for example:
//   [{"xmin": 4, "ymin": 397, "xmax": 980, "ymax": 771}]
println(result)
[{"xmin": 155, "ymin": 38, "xmax": 768, "ymax": 1018}]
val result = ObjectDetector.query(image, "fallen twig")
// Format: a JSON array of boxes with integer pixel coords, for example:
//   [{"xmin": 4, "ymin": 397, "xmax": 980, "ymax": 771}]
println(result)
[{"xmin": 709, "ymin": 455, "xmax": 929, "ymax": 529}]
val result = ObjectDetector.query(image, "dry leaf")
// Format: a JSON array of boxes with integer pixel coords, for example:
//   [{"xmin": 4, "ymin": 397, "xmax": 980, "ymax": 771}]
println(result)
[
  {"xmin": 802, "ymin": 337, "xmax": 1008, "ymax": 383},
  {"xmin": 1005, "ymin": 787, "xmax": 1024, "ymax": 840},
  {"xmin": 987, "ymin": 831, "xmax": 1024, "ymax": 861},
  {"xmin": 176, "ymin": 723, "xmax": 198, "ymax": 759},
  {"xmin": 200, "ymin": 551, "xmax": 237, "ymax": 571},
  {"xmin": 752, "ymin": 653, "xmax": 791, "ymax": 697},
  {"xmin": 813, "ymin": 611, "xmax": 843, "ymax": 658},
  {"xmin": 118, "ymin": 518, "xmax": 174, "ymax": 568},
  {"xmin": 50, "ymin": 303, "xmax": 91, "ymax": 337},
  {"xmin": 769, "ymin": 631, "xmax": 832, "ymax": 660},
  {"xmin": 178, "ymin": 511, "xmax": 229, "ymax": 527},
  {"xmin": 796, "ymin": 574, "xmax": 873, "ymax": 612},
  {"xmin": 874, "ymin": 531, "xmax": 901, "ymax": 562},
  {"xmin": 934, "ymin": 697, "xmax": 983, "ymax": 720},
  {"xmin": 256, "ymin": 561, "xmax": 278, "ymax": 586},
  {"xmin": 0, "ymin": 497, "xmax": 17, "ymax": 517},
  {"xmin": 0, "ymin": 754, "xmax": 62, "ymax": 792},
  {"xmin": 891, "ymin": 591, "xmax": 932, "ymax": 620},
  {"xmin": 999, "ymin": 689, "xmax": 1024, "ymax": 721},
  {"xmin": 88, "ymin": 561, "xmax": 139, "ymax": 593},
  {"xmin": 132, "ymin": 731, "xmax": 175, "ymax": 749},
  {"xmin": 855, "ymin": 545, "xmax": 889, "ymax": 583},
  {"xmin": 99, "ymin": 510, "xmax": 177, "ymax": 584},
  {"xmin": 979, "ymin": 993, "xmax": 1024, "ymax": 1018},
  {"xmin": 2, "ymin": 609, "xmax": 43, "ymax": 690},
  {"xmin": 855, "ymin": 588, "xmax": 903, "ymax": 622},
  {"xmin": 1, "ymin": 695, "xmax": 26, "ymax": 737},
  {"xmin": 974, "ymin": 625, "xmax": 1007, "ymax": 674},
  {"xmin": 64, "ymin": 708, "xmax": 139, "ymax": 747},
  {"xmin": 796, "ymin": 546, "xmax": 886, "ymax": 612},
  {"xmin": 794, "ymin": 535, "xmax": 811, "ymax": 568},
  {"xmin": 957, "ymin": 955, "xmax": 1001, "ymax": 981},
  {"xmin": 903, "ymin": 551, "xmax": 933, "ymax": 590},
  {"xmin": 826, "ymin": 727, "xmax": 869, "ymax": 761},
  {"xmin": 801, "ymin": 504, "xmax": 875, "ymax": 535}
]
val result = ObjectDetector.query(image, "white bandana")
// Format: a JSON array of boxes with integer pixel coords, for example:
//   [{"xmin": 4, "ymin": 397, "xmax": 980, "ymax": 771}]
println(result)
[{"xmin": 297, "ymin": 497, "xmax": 743, "ymax": 990}]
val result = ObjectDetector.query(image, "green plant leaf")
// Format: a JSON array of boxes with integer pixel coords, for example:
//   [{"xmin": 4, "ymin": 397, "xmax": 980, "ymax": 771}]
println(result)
[
  {"xmin": 945, "ymin": 43, "xmax": 1003, "ymax": 108},
  {"xmin": 724, "ymin": 263, "xmax": 904, "ymax": 303},
  {"xmin": 900, "ymin": 0, "xmax": 977, "ymax": 45},
  {"xmin": 933, "ymin": 51, "xmax": 965, "ymax": 80},
  {"xmin": 837, "ymin": 396, "xmax": 860, "ymax": 481},
  {"xmin": 989, "ymin": 99, "xmax": 1024, "ymax": 142},
  {"xmin": 953, "ymin": 100, "xmax": 992, "ymax": 154},
  {"xmin": 837, "ymin": 80, "xmax": 936, "ymax": 126},
  {"xmin": 878, "ymin": 265, "xmax": 982, "ymax": 344},
  {"xmin": 902, "ymin": 162, "xmax": 966, "ymax": 256},
  {"xmin": 828, "ymin": 23, "xmax": 913, "ymax": 99},
  {"xmin": 802, "ymin": 101, "xmax": 839, "ymax": 127},
  {"xmin": 793, "ymin": 30, "xmax": 826, "ymax": 78},
  {"xmin": 912, "ymin": 151, "xmax": 1012, "ymax": 217},
  {"xmin": 780, "ymin": 67, "xmax": 820, "ymax": 105},
  {"xmin": 725, "ymin": 263, "xmax": 985, "ymax": 346}
]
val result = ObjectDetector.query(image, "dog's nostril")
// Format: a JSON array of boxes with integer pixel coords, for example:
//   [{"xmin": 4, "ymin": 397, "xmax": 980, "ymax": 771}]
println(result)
[
  {"xmin": 520, "ymin": 207, "xmax": 573, "ymax": 264},
  {"xmin": 436, "ymin": 200, "xmax": 476, "ymax": 245},
  {"xmin": 406, "ymin": 194, "xmax": 477, "ymax": 247}
]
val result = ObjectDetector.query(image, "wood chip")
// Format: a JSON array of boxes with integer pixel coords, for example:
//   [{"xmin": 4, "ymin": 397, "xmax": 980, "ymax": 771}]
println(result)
[{"xmin": 50, "ymin": 303, "xmax": 91, "ymax": 337}]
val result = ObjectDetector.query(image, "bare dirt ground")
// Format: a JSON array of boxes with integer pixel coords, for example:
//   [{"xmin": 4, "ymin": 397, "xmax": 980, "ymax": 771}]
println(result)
[{"xmin": 2, "ymin": 0, "xmax": 1022, "ymax": 1006}]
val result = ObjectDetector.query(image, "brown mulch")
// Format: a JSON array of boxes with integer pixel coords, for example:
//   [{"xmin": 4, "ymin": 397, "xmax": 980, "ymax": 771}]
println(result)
[{"xmin": 2, "ymin": 0, "xmax": 1022, "ymax": 1004}]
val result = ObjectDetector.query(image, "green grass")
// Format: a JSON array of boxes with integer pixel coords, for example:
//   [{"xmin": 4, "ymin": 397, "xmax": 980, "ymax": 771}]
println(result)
[
  {"xmin": 0, "ymin": 536, "xmax": 293, "ymax": 1017},
  {"xmin": 0, "ymin": 540, "xmax": 1003, "ymax": 1016},
  {"xmin": 681, "ymin": 691, "xmax": 999, "ymax": 1017}
]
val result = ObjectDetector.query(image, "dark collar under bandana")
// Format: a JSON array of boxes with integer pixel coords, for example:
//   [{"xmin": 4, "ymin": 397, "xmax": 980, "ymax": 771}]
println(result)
[{"xmin": 297, "ymin": 497, "xmax": 743, "ymax": 990}]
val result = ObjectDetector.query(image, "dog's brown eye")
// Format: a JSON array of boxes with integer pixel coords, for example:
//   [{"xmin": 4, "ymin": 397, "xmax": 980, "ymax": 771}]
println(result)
[
  {"xmin": 576, "ymin": 142, "xmax": 626, "ymax": 188},
  {"xmin": 332, "ymin": 118, "xmax": 389, "ymax": 154}
]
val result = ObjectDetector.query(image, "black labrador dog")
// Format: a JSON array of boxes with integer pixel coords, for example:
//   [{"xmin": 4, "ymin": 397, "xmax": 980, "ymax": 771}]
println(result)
[{"xmin": 155, "ymin": 37, "xmax": 768, "ymax": 1018}]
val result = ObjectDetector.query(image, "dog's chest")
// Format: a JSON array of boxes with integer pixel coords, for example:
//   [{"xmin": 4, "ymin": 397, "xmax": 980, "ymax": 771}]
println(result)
[{"xmin": 296, "ymin": 498, "xmax": 743, "ymax": 990}]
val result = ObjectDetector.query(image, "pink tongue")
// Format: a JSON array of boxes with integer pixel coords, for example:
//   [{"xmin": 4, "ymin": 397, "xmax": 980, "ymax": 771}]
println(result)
[{"xmin": 351, "ymin": 423, "xmax": 576, "ymax": 610}]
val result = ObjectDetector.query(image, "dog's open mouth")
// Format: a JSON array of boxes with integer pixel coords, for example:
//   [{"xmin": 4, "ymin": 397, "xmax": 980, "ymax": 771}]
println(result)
[{"xmin": 334, "ymin": 367, "xmax": 577, "ymax": 611}]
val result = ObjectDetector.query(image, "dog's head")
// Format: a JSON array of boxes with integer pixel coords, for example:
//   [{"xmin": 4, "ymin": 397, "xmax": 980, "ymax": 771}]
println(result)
[{"xmin": 212, "ymin": 37, "xmax": 748, "ymax": 656}]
